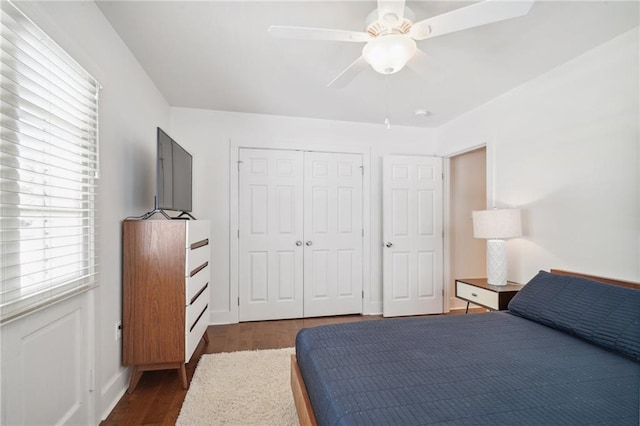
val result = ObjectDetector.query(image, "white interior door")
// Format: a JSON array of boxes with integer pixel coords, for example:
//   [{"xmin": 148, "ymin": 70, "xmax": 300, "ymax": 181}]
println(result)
[
  {"xmin": 303, "ymin": 152, "xmax": 363, "ymax": 317},
  {"xmin": 238, "ymin": 148, "xmax": 304, "ymax": 321},
  {"xmin": 383, "ymin": 155, "xmax": 444, "ymax": 317}
]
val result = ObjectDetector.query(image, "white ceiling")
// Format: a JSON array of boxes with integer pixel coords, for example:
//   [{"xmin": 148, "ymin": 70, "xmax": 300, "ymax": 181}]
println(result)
[{"xmin": 96, "ymin": 1, "xmax": 639, "ymax": 128}]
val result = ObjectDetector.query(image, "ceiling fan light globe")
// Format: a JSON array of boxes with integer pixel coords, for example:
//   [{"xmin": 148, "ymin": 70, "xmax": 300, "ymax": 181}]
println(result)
[{"xmin": 362, "ymin": 34, "xmax": 417, "ymax": 75}]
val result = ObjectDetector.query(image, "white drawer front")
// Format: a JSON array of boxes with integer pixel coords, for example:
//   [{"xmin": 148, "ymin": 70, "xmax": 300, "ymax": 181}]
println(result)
[
  {"xmin": 186, "ymin": 311, "xmax": 209, "ymax": 363},
  {"xmin": 184, "ymin": 220, "xmax": 210, "ymax": 362},
  {"xmin": 186, "ymin": 220, "xmax": 210, "ymax": 247},
  {"xmin": 186, "ymin": 283, "xmax": 209, "ymax": 331},
  {"xmin": 456, "ymin": 282, "xmax": 498, "ymax": 310},
  {"xmin": 186, "ymin": 264, "xmax": 209, "ymax": 302},
  {"xmin": 185, "ymin": 284, "xmax": 209, "ymax": 362},
  {"xmin": 186, "ymin": 244, "xmax": 210, "ymax": 277}
]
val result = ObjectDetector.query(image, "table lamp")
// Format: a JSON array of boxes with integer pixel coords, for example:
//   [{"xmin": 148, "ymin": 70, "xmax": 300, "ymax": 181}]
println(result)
[{"xmin": 472, "ymin": 209, "xmax": 522, "ymax": 286}]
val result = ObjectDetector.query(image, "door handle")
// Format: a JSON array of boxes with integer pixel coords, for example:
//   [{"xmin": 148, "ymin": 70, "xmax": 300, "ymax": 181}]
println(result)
[
  {"xmin": 305, "ymin": 241, "xmax": 313, "ymax": 246},
  {"xmin": 385, "ymin": 242, "xmax": 393, "ymax": 248},
  {"xmin": 295, "ymin": 241, "xmax": 302, "ymax": 246}
]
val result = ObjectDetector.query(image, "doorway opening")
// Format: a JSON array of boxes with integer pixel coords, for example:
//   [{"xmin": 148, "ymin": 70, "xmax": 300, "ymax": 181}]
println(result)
[{"xmin": 448, "ymin": 147, "xmax": 487, "ymax": 310}]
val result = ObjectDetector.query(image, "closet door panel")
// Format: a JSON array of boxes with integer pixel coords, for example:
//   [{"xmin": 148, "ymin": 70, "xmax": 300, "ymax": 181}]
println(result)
[
  {"xmin": 303, "ymin": 152, "xmax": 363, "ymax": 317},
  {"xmin": 239, "ymin": 149, "xmax": 304, "ymax": 321}
]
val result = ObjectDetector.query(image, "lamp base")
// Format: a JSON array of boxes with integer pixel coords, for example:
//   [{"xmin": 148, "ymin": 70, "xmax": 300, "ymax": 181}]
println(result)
[{"xmin": 487, "ymin": 239, "xmax": 507, "ymax": 286}]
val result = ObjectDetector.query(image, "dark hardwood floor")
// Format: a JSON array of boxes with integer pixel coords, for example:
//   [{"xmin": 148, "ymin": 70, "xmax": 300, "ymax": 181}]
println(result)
[{"xmin": 101, "ymin": 310, "xmax": 482, "ymax": 425}]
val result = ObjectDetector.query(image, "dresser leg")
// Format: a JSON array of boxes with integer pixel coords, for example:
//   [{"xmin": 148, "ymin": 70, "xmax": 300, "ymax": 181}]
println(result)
[
  {"xmin": 179, "ymin": 362, "xmax": 188, "ymax": 389},
  {"xmin": 127, "ymin": 366, "xmax": 143, "ymax": 394},
  {"xmin": 202, "ymin": 330, "xmax": 210, "ymax": 344},
  {"xmin": 465, "ymin": 302, "xmax": 469, "ymax": 314}
]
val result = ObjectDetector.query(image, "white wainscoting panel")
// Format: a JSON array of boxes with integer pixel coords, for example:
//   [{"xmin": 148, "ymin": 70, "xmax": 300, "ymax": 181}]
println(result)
[{"xmin": 1, "ymin": 293, "xmax": 93, "ymax": 425}]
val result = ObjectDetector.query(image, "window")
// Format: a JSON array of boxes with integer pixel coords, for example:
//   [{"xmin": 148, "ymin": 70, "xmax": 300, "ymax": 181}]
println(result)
[{"xmin": 1, "ymin": 1, "xmax": 100, "ymax": 323}]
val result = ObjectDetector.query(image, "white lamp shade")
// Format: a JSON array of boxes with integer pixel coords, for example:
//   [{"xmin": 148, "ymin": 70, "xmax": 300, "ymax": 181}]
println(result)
[
  {"xmin": 362, "ymin": 34, "xmax": 416, "ymax": 75},
  {"xmin": 472, "ymin": 209, "xmax": 522, "ymax": 239}
]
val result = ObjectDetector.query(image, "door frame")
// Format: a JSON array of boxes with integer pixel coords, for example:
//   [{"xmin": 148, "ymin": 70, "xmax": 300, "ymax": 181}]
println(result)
[
  {"xmin": 229, "ymin": 139, "xmax": 371, "ymax": 324},
  {"xmin": 442, "ymin": 143, "xmax": 488, "ymax": 313}
]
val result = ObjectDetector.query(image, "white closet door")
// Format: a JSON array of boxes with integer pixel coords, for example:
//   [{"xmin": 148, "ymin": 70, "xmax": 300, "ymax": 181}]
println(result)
[
  {"xmin": 303, "ymin": 152, "xmax": 363, "ymax": 317},
  {"xmin": 238, "ymin": 148, "xmax": 304, "ymax": 321},
  {"xmin": 382, "ymin": 155, "xmax": 443, "ymax": 317}
]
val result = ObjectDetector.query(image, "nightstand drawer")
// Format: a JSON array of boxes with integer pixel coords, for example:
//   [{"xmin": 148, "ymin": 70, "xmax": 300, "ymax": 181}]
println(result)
[{"xmin": 456, "ymin": 281, "xmax": 499, "ymax": 310}]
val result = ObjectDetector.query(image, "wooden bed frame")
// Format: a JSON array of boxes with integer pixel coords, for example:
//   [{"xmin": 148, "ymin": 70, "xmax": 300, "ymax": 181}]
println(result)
[
  {"xmin": 290, "ymin": 269, "xmax": 640, "ymax": 425},
  {"xmin": 291, "ymin": 353, "xmax": 318, "ymax": 426}
]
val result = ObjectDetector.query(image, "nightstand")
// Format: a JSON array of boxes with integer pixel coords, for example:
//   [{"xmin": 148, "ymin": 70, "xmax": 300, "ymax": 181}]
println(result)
[{"xmin": 455, "ymin": 278, "xmax": 524, "ymax": 312}]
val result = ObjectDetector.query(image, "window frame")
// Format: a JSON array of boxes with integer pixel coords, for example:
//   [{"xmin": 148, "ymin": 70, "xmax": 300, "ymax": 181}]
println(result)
[{"xmin": 1, "ymin": 0, "xmax": 101, "ymax": 324}]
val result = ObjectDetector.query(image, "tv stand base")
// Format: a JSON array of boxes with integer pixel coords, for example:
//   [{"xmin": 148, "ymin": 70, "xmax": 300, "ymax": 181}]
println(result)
[{"xmin": 139, "ymin": 209, "xmax": 197, "ymax": 220}]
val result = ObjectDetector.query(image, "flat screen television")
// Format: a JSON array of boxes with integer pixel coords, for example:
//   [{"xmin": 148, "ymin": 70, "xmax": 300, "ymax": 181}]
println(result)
[{"xmin": 156, "ymin": 127, "xmax": 192, "ymax": 213}]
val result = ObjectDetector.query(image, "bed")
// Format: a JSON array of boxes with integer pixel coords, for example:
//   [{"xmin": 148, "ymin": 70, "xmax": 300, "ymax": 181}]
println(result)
[{"xmin": 291, "ymin": 269, "xmax": 640, "ymax": 425}]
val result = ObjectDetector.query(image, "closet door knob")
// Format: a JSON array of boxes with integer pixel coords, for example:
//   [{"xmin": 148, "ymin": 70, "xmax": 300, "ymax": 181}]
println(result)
[
  {"xmin": 295, "ymin": 241, "xmax": 302, "ymax": 246},
  {"xmin": 385, "ymin": 242, "xmax": 393, "ymax": 248},
  {"xmin": 305, "ymin": 241, "xmax": 313, "ymax": 246}
]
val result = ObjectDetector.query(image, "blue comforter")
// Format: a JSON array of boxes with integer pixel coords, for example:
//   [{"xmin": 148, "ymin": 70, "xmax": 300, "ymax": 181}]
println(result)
[{"xmin": 296, "ymin": 311, "xmax": 640, "ymax": 425}]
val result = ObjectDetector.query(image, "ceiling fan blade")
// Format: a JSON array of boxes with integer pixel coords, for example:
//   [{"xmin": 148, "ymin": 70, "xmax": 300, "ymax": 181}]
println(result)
[
  {"xmin": 410, "ymin": 0, "xmax": 534, "ymax": 41},
  {"xmin": 327, "ymin": 56, "xmax": 369, "ymax": 89},
  {"xmin": 377, "ymin": 0, "xmax": 406, "ymax": 22},
  {"xmin": 268, "ymin": 25, "xmax": 370, "ymax": 42}
]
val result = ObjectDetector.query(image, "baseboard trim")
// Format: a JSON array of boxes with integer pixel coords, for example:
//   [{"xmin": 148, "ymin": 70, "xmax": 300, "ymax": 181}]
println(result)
[
  {"xmin": 100, "ymin": 368, "xmax": 128, "ymax": 421},
  {"xmin": 210, "ymin": 310, "xmax": 237, "ymax": 325}
]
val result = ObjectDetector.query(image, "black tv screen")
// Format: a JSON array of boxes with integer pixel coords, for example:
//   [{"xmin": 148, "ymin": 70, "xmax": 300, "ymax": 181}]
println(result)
[{"xmin": 156, "ymin": 127, "xmax": 192, "ymax": 212}]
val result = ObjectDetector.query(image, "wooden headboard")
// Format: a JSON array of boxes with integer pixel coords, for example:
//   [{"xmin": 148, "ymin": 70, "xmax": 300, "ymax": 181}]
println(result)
[{"xmin": 550, "ymin": 269, "xmax": 640, "ymax": 290}]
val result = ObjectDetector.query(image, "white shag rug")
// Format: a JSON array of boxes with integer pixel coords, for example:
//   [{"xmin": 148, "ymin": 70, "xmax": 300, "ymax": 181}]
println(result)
[{"xmin": 176, "ymin": 347, "xmax": 298, "ymax": 426}]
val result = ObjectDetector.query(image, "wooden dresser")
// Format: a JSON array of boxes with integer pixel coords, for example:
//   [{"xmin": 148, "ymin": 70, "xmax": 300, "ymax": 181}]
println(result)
[{"xmin": 122, "ymin": 219, "xmax": 210, "ymax": 392}]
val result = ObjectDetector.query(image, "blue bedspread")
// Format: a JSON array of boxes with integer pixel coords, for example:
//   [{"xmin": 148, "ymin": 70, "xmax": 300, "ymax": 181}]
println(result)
[{"xmin": 296, "ymin": 312, "xmax": 640, "ymax": 425}]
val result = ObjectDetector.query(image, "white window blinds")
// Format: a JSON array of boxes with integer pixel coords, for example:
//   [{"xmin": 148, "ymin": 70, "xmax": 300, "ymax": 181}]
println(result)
[{"xmin": 1, "ymin": 1, "xmax": 100, "ymax": 324}]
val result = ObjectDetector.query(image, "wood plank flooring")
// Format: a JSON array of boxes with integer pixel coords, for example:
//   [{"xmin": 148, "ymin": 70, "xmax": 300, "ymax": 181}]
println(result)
[{"xmin": 101, "ymin": 310, "xmax": 481, "ymax": 425}]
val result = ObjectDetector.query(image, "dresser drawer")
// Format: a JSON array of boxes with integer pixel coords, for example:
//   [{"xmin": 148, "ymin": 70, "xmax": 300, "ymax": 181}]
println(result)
[
  {"xmin": 186, "ymin": 264, "xmax": 209, "ymax": 302},
  {"xmin": 186, "ymin": 282, "xmax": 209, "ymax": 331},
  {"xmin": 185, "ymin": 283, "xmax": 209, "ymax": 362},
  {"xmin": 186, "ymin": 221, "xmax": 209, "ymax": 247},
  {"xmin": 186, "ymin": 311, "xmax": 209, "ymax": 362},
  {"xmin": 456, "ymin": 281, "xmax": 499, "ymax": 310},
  {"xmin": 186, "ymin": 243, "xmax": 210, "ymax": 277}
]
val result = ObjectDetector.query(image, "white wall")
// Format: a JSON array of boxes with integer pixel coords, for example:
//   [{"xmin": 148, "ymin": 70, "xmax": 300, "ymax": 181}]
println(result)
[
  {"xmin": 437, "ymin": 28, "xmax": 640, "ymax": 283},
  {"xmin": 6, "ymin": 1, "xmax": 170, "ymax": 422},
  {"xmin": 170, "ymin": 109, "xmax": 436, "ymax": 322}
]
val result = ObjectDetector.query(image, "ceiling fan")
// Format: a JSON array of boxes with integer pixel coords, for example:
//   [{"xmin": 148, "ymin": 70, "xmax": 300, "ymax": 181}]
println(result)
[{"xmin": 269, "ymin": 0, "xmax": 534, "ymax": 88}]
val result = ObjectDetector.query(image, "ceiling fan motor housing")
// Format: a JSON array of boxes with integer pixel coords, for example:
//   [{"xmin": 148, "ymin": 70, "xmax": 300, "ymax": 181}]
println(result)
[
  {"xmin": 365, "ymin": 7, "xmax": 415, "ymax": 37},
  {"xmin": 362, "ymin": 7, "xmax": 418, "ymax": 74}
]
